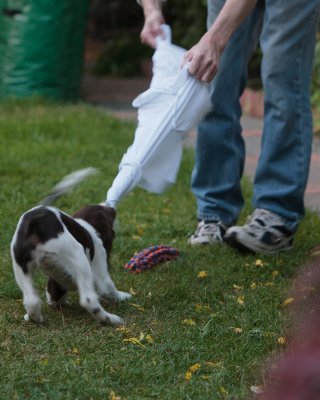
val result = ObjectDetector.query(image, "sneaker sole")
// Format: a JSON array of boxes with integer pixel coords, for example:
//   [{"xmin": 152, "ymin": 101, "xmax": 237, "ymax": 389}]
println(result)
[
  {"xmin": 224, "ymin": 232, "xmax": 293, "ymax": 255},
  {"xmin": 224, "ymin": 233, "xmax": 256, "ymax": 254},
  {"xmin": 188, "ymin": 237, "xmax": 224, "ymax": 245}
]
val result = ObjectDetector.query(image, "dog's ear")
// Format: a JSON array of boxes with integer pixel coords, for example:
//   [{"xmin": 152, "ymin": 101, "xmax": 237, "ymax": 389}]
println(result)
[
  {"xmin": 102, "ymin": 206, "xmax": 116, "ymax": 227},
  {"xmin": 107, "ymin": 207, "xmax": 116, "ymax": 223},
  {"xmin": 99, "ymin": 204, "xmax": 116, "ymax": 224}
]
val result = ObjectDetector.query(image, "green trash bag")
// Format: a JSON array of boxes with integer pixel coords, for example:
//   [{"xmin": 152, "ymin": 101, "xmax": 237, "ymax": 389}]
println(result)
[{"xmin": 0, "ymin": 0, "xmax": 89, "ymax": 101}]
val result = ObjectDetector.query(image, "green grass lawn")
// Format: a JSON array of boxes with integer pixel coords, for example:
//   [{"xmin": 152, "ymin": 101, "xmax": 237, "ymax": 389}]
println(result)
[{"xmin": 0, "ymin": 100, "xmax": 320, "ymax": 400}]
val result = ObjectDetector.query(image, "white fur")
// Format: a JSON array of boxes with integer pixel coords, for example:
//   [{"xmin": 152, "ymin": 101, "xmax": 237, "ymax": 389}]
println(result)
[{"xmin": 11, "ymin": 205, "xmax": 131, "ymax": 325}]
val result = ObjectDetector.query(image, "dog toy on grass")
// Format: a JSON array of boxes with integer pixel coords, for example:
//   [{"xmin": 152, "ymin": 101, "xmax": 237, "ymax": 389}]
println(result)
[{"xmin": 124, "ymin": 245, "xmax": 179, "ymax": 273}]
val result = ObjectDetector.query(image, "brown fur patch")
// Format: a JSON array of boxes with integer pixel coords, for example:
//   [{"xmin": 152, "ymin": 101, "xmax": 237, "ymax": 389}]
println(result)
[{"xmin": 73, "ymin": 205, "xmax": 116, "ymax": 265}]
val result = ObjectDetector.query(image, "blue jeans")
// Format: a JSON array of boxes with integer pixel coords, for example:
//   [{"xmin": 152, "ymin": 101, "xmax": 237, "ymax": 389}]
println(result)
[{"xmin": 192, "ymin": 0, "xmax": 320, "ymax": 231}]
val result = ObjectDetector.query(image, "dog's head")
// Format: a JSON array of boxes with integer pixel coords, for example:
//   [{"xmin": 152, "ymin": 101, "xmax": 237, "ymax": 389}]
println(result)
[{"xmin": 73, "ymin": 205, "xmax": 116, "ymax": 257}]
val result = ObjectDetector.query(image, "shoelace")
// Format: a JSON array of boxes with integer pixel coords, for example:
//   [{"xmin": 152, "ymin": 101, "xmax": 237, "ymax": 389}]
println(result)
[
  {"xmin": 245, "ymin": 209, "xmax": 283, "ymax": 234},
  {"xmin": 196, "ymin": 221, "xmax": 223, "ymax": 238}
]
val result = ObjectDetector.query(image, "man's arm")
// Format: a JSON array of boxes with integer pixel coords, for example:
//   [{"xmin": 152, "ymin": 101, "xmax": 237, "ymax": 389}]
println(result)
[
  {"xmin": 184, "ymin": 0, "xmax": 257, "ymax": 81},
  {"xmin": 138, "ymin": 0, "xmax": 257, "ymax": 80},
  {"xmin": 139, "ymin": 0, "xmax": 165, "ymax": 48}
]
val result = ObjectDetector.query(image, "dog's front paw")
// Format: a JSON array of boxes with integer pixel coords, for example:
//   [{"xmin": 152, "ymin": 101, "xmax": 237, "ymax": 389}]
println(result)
[
  {"xmin": 116, "ymin": 291, "xmax": 132, "ymax": 302},
  {"xmin": 106, "ymin": 313, "xmax": 125, "ymax": 326}
]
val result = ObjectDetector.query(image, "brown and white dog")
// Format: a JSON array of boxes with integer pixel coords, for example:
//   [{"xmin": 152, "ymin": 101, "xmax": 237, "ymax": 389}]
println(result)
[{"xmin": 10, "ymin": 169, "xmax": 131, "ymax": 325}]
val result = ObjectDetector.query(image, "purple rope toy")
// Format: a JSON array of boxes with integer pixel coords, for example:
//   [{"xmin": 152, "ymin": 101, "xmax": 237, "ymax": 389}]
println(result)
[{"xmin": 124, "ymin": 245, "xmax": 179, "ymax": 273}]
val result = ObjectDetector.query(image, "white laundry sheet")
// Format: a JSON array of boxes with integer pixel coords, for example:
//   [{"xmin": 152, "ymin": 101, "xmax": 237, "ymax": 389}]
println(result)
[{"xmin": 106, "ymin": 25, "xmax": 211, "ymax": 208}]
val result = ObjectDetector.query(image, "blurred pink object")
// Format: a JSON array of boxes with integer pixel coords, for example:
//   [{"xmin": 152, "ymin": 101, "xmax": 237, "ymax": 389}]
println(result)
[{"xmin": 259, "ymin": 254, "xmax": 320, "ymax": 400}]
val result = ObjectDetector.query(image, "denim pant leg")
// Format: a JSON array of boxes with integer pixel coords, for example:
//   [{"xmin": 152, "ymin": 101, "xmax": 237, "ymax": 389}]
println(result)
[
  {"xmin": 254, "ymin": 0, "xmax": 320, "ymax": 231},
  {"xmin": 192, "ymin": 1, "xmax": 264, "ymax": 226}
]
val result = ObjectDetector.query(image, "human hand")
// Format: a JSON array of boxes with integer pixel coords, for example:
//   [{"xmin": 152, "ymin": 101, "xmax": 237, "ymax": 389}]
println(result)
[
  {"xmin": 182, "ymin": 31, "xmax": 223, "ymax": 82},
  {"xmin": 140, "ymin": 9, "xmax": 165, "ymax": 48}
]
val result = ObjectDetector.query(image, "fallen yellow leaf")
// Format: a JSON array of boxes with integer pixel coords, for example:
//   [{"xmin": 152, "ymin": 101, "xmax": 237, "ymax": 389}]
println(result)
[
  {"xmin": 182, "ymin": 319, "xmax": 196, "ymax": 326},
  {"xmin": 146, "ymin": 334, "xmax": 154, "ymax": 344},
  {"xmin": 65, "ymin": 348, "xmax": 80, "ymax": 355},
  {"xmin": 204, "ymin": 361, "xmax": 222, "ymax": 368},
  {"xmin": 195, "ymin": 303, "xmax": 211, "ymax": 312},
  {"xmin": 277, "ymin": 336, "xmax": 286, "ymax": 345},
  {"xmin": 255, "ymin": 259, "xmax": 264, "ymax": 267},
  {"xmin": 132, "ymin": 235, "xmax": 141, "ymax": 241},
  {"xmin": 129, "ymin": 303, "xmax": 145, "ymax": 312},
  {"xmin": 219, "ymin": 386, "xmax": 228, "ymax": 395},
  {"xmin": 35, "ymin": 377, "xmax": 50, "ymax": 383},
  {"xmin": 200, "ymin": 374, "xmax": 212, "ymax": 381},
  {"xmin": 250, "ymin": 282, "xmax": 257, "ymax": 289},
  {"xmin": 197, "ymin": 271, "xmax": 208, "ymax": 278},
  {"xmin": 189, "ymin": 363, "xmax": 201, "ymax": 373},
  {"xmin": 129, "ymin": 287, "xmax": 136, "ymax": 295},
  {"xmin": 73, "ymin": 358, "xmax": 81, "ymax": 366},
  {"xmin": 116, "ymin": 326, "xmax": 131, "ymax": 335},
  {"xmin": 283, "ymin": 297, "xmax": 294, "ymax": 307},
  {"xmin": 110, "ymin": 390, "xmax": 122, "ymax": 400},
  {"xmin": 123, "ymin": 337, "xmax": 145, "ymax": 347},
  {"xmin": 185, "ymin": 371, "xmax": 192, "ymax": 381}
]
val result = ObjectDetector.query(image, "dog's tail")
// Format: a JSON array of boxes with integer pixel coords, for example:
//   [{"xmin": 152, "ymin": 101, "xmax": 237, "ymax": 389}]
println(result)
[{"xmin": 39, "ymin": 168, "xmax": 98, "ymax": 207}]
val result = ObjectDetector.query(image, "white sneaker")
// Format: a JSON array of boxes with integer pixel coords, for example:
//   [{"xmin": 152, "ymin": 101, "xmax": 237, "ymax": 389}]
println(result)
[
  {"xmin": 224, "ymin": 208, "xmax": 294, "ymax": 255},
  {"xmin": 188, "ymin": 220, "xmax": 228, "ymax": 245}
]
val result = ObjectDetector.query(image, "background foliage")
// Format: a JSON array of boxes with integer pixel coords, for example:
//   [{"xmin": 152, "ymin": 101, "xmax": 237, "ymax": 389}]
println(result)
[
  {"xmin": 165, "ymin": 0, "xmax": 208, "ymax": 48},
  {"xmin": 89, "ymin": 1, "xmax": 320, "ymax": 104},
  {"xmin": 88, "ymin": 0, "xmax": 262, "ymax": 85}
]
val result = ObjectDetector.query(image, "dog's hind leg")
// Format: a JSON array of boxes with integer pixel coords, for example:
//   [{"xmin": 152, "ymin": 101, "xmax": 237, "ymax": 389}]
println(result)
[
  {"xmin": 71, "ymin": 247, "xmax": 125, "ymax": 325},
  {"xmin": 78, "ymin": 277, "xmax": 125, "ymax": 325},
  {"xmin": 101, "ymin": 282, "xmax": 132, "ymax": 303},
  {"xmin": 94, "ymin": 270, "xmax": 132, "ymax": 303},
  {"xmin": 12, "ymin": 261, "xmax": 43, "ymax": 323},
  {"xmin": 92, "ymin": 257, "xmax": 132, "ymax": 302},
  {"xmin": 46, "ymin": 278, "xmax": 68, "ymax": 306}
]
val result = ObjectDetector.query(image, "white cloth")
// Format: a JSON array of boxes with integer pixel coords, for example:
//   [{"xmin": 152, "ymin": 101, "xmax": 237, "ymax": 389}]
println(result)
[
  {"xmin": 136, "ymin": 0, "xmax": 166, "ymax": 5},
  {"xmin": 106, "ymin": 25, "xmax": 211, "ymax": 208}
]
